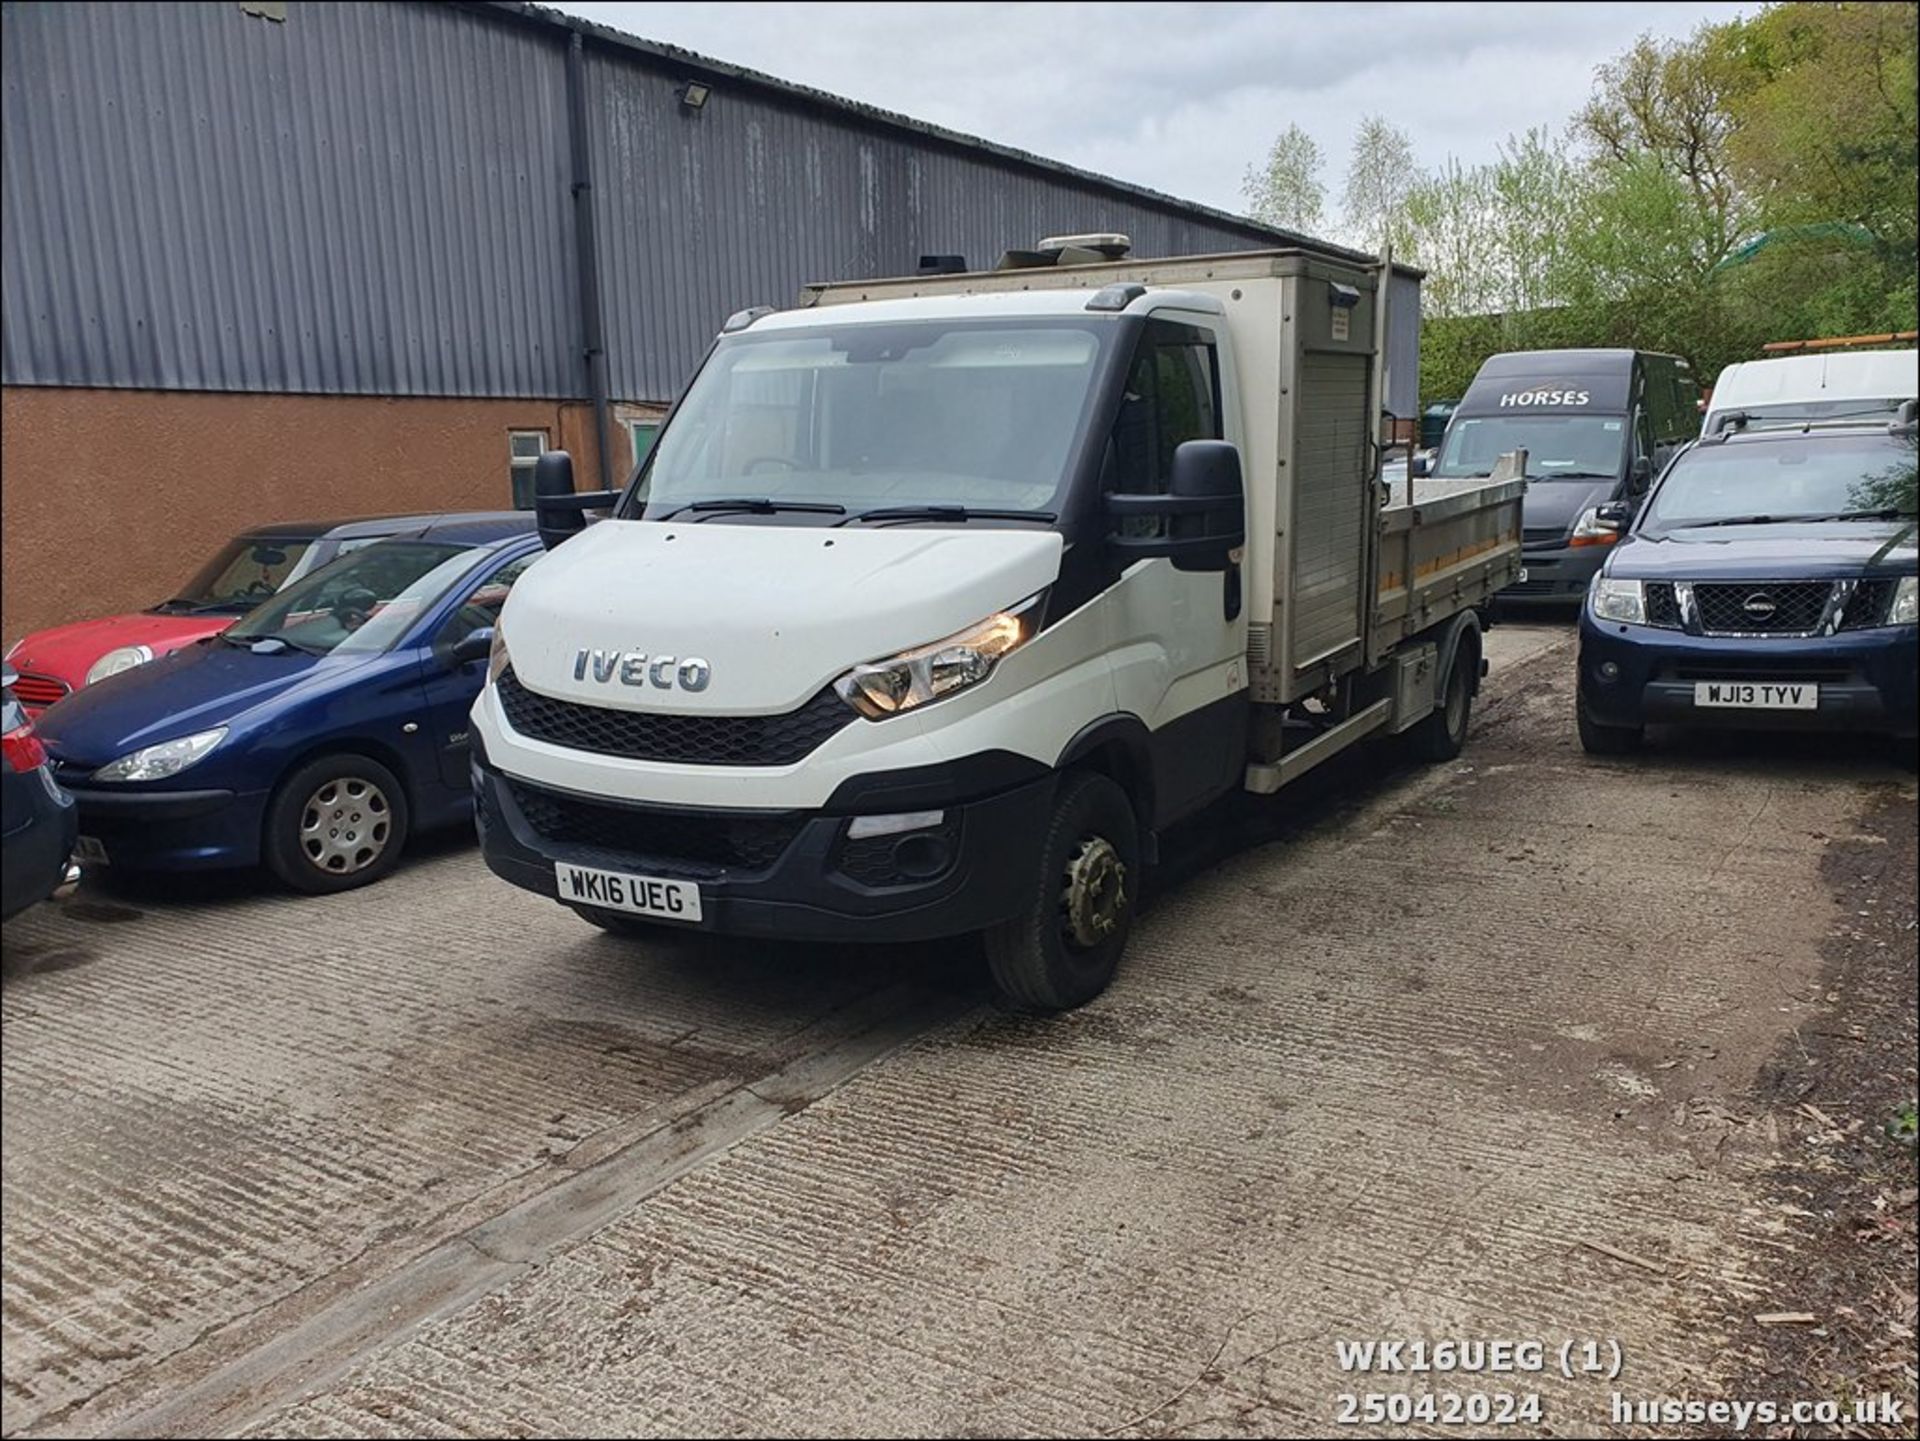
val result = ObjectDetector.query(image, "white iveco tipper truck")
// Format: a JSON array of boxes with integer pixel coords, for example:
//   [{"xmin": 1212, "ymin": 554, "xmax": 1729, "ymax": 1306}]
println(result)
[{"xmin": 473, "ymin": 237, "xmax": 1522, "ymax": 1011}]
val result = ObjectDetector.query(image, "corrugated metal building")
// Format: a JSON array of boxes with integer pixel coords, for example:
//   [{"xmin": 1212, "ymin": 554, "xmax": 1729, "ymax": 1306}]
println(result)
[{"xmin": 1, "ymin": 0, "xmax": 1417, "ymax": 638}]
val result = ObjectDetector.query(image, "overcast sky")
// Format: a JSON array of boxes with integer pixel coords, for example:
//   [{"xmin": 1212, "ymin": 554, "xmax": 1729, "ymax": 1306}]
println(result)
[{"xmin": 554, "ymin": 1, "xmax": 1752, "ymax": 225}]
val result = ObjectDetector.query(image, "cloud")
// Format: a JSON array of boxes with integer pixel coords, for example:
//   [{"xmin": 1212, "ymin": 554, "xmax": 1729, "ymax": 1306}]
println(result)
[{"xmin": 555, "ymin": 1, "xmax": 1751, "ymax": 218}]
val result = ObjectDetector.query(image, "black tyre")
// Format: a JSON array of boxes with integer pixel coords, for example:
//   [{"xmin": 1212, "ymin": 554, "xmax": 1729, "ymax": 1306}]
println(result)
[
  {"xmin": 983, "ymin": 771, "xmax": 1140, "ymax": 1013},
  {"xmin": 263, "ymin": 754, "xmax": 409, "ymax": 894},
  {"xmin": 1577, "ymin": 695, "xmax": 1643, "ymax": 755},
  {"xmin": 572, "ymin": 906, "xmax": 653, "ymax": 937},
  {"xmin": 1409, "ymin": 639, "xmax": 1475, "ymax": 762}
]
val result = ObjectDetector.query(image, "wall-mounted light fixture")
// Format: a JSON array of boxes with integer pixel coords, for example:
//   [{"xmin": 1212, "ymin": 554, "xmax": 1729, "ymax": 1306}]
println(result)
[{"xmin": 678, "ymin": 80, "xmax": 711, "ymax": 111}]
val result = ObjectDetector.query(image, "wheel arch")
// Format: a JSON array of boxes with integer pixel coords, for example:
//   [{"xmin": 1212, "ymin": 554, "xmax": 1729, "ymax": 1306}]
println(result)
[{"xmin": 1055, "ymin": 714, "xmax": 1155, "ymax": 841}]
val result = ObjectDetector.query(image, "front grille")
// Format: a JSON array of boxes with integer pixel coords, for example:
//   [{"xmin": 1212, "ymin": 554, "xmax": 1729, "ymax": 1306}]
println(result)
[
  {"xmin": 1838, "ymin": 579, "xmax": 1898, "ymax": 631},
  {"xmin": 1503, "ymin": 577, "xmax": 1560, "ymax": 596},
  {"xmin": 496, "ymin": 668, "xmax": 854, "ymax": 767},
  {"xmin": 1645, "ymin": 582, "xmax": 1681, "ymax": 629},
  {"xmin": 9, "ymin": 672, "xmax": 70, "ymax": 709},
  {"xmin": 506, "ymin": 780, "xmax": 804, "ymax": 876},
  {"xmin": 1668, "ymin": 662, "xmax": 1854, "ymax": 684},
  {"xmin": 1692, "ymin": 581, "xmax": 1832, "ymax": 635},
  {"xmin": 1521, "ymin": 527, "xmax": 1565, "ymax": 549}
]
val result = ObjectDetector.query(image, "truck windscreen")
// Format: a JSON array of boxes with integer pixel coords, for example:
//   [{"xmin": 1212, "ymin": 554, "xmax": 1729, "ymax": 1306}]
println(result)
[
  {"xmin": 632, "ymin": 320, "xmax": 1112, "ymax": 521},
  {"xmin": 1435, "ymin": 415, "xmax": 1628, "ymax": 481}
]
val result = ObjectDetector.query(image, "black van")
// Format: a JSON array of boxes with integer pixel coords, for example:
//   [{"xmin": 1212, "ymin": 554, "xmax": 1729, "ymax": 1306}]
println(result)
[{"xmin": 1424, "ymin": 349, "xmax": 1699, "ymax": 602}]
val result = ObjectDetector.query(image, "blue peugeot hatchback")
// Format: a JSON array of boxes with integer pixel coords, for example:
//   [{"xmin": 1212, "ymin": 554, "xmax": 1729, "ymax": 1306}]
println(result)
[
  {"xmin": 36, "ymin": 516, "xmax": 541, "ymax": 892},
  {"xmin": 1577, "ymin": 415, "xmax": 1917, "ymax": 756}
]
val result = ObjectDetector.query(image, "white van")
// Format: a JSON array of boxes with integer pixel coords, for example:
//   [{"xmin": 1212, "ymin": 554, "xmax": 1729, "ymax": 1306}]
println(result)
[{"xmin": 1704, "ymin": 348, "xmax": 1918, "ymax": 435}]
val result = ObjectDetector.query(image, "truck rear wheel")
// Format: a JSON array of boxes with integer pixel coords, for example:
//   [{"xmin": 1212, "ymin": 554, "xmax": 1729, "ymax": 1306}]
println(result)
[{"xmin": 984, "ymin": 771, "xmax": 1140, "ymax": 1013}]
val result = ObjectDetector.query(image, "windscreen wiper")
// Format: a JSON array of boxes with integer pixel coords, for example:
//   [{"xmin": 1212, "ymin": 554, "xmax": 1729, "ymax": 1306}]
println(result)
[
  {"xmin": 1794, "ymin": 508, "xmax": 1917, "ymax": 522},
  {"xmin": 655, "ymin": 497, "xmax": 847, "ymax": 521},
  {"xmin": 1676, "ymin": 514, "xmax": 1821, "ymax": 528},
  {"xmin": 833, "ymin": 505, "xmax": 1058, "ymax": 527}
]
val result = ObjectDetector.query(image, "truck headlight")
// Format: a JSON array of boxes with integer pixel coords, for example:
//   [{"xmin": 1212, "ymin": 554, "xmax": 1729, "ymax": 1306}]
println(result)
[
  {"xmin": 85, "ymin": 644, "xmax": 155, "ymax": 685},
  {"xmin": 1590, "ymin": 577, "xmax": 1646, "ymax": 625},
  {"xmin": 1568, "ymin": 506, "xmax": 1621, "ymax": 548},
  {"xmin": 1892, "ymin": 576, "xmax": 1919, "ymax": 626},
  {"xmin": 487, "ymin": 623, "xmax": 512, "ymax": 684},
  {"xmin": 92, "ymin": 726, "xmax": 227, "ymax": 782},
  {"xmin": 834, "ymin": 596, "xmax": 1041, "ymax": 719}
]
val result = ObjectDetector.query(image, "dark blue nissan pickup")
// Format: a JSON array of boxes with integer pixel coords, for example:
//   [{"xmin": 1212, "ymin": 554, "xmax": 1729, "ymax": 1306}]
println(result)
[{"xmin": 1577, "ymin": 414, "xmax": 1917, "ymax": 756}]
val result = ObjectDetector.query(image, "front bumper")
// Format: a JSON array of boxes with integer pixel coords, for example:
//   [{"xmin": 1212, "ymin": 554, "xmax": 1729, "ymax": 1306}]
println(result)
[
  {"xmin": 1, "ymin": 768, "xmax": 79, "ymax": 919},
  {"xmin": 1578, "ymin": 611, "xmax": 1919, "ymax": 736},
  {"xmin": 475, "ymin": 747, "xmax": 1057, "ymax": 944},
  {"xmin": 53, "ymin": 771, "xmax": 266, "ymax": 870},
  {"xmin": 1503, "ymin": 543, "xmax": 1610, "ymax": 602}
]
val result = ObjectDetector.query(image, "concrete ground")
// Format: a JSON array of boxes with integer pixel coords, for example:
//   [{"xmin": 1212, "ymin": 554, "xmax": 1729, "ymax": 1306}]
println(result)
[{"xmin": 3, "ymin": 619, "xmax": 1914, "ymax": 1438}]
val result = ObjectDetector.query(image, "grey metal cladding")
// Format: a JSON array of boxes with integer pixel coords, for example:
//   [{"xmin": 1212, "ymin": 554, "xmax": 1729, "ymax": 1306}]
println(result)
[
  {"xmin": 5, "ymin": 2, "xmax": 574, "ymax": 396},
  {"xmin": 4, "ymin": 1, "xmax": 1337, "ymax": 402}
]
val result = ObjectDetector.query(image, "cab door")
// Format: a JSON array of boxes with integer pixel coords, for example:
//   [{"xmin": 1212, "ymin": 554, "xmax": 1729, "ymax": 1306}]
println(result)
[
  {"xmin": 1101, "ymin": 314, "xmax": 1250, "ymax": 827},
  {"xmin": 418, "ymin": 548, "xmax": 538, "ymax": 790}
]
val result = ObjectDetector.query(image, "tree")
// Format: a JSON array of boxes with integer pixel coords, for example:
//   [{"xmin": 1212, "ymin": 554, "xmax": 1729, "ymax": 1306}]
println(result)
[
  {"xmin": 1342, "ymin": 115, "xmax": 1420, "ymax": 252},
  {"xmin": 1242, "ymin": 123, "xmax": 1325, "ymax": 234},
  {"xmin": 1574, "ymin": 25, "xmax": 1752, "ymax": 271}
]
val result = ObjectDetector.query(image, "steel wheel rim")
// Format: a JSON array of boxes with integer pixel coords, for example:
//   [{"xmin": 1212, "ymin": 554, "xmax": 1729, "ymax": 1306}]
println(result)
[
  {"xmin": 297, "ymin": 775, "xmax": 392, "ymax": 875},
  {"xmin": 1059, "ymin": 835, "xmax": 1127, "ymax": 951},
  {"xmin": 1446, "ymin": 662, "xmax": 1469, "ymax": 737}
]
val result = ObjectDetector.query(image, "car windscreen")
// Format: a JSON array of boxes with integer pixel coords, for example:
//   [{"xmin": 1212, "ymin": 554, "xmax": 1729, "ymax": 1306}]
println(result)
[
  {"xmin": 162, "ymin": 535, "xmax": 318, "ymax": 613},
  {"xmin": 1434, "ymin": 415, "xmax": 1628, "ymax": 481},
  {"xmin": 631, "ymin": 320, "xmax": 1112, "ymax": 520},
  {"xmin": 225, "ymin": 542, "xmax": 472, "ymax": 655},
  {"xmin": 1638, "ymin": 433, "xmax": 1918, "ymax": 534}
]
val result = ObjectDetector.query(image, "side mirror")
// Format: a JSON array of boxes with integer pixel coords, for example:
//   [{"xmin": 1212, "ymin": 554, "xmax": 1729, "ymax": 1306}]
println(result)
[
  {"xmin": 1105, "ymin": 440, "xmax": 1246, "ymax": 574},
  {"xmin": 533, "ymin": 449, "xmax": 625, "ymax": 550},
  {"xmin": 534, "ymin": 451, "xmax": 582, "ymax": 550},
  {"xmin": 1628, "ymin": 456, "xmax": 1653, "ymax": 494},
  {"xmin": 1409, "ymin": 453, "xmax": 1431, "ymax": 478},
  {"xmin": 1594, "ymin": 501, "xmax": 1632, "ymax": 531},
  {"xmin": 450, "ymin": 626, "xmax": 494, "ymax": 666}
]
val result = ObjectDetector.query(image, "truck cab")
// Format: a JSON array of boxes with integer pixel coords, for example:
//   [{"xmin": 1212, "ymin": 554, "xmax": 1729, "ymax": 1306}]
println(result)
[
  {"xmin": 1431, "ymin": 349, "xmax": 1698, "ymax": 604},
  {"xmin": 473, "ymin": 244, "xmax": 1521, "ymax": 1010}
]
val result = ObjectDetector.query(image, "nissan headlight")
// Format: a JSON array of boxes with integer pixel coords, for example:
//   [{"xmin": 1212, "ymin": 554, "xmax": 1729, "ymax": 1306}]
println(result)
[
  {"xmin": 487, "ymin": 622, "xmax": 512, "ymax": 684},
  {"xmin": 85, "ymin": 644, "xmax": 155, "ymax": 685},
  {"xmin": 1892, "ymin": 576, "xmax": 1919, "ymax": 626},
  {"xmin": 834, "ymin": 596, "xmax": 1041, "ymax": 719},
  {"xmin": 1590, "ymin": 577, "xmax": 1646, "ymax": 625},
  {"xmin": 92, "ymin": 727, "xmax": 227, "ymax": 782}
]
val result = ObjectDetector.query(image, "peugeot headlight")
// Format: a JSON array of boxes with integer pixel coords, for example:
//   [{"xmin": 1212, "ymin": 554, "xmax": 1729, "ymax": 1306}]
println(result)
[
  {"xmin": 487, "ymin": 621, "xmax": 512, "ymax": 684},
  {"xmin": 1892, "ymin": 576, "xmax": 1919, "ymax": 626},
  {"xmin": 835, "ymin": 596, "xmax": 1042, "ymax": 720},
  {"xmin": 92, "ymin": 726, "xmax": 227, "ymax": 782},
  {"xmin": 85, "ymin": 644, "xmax": 155, "ymax": 685},
  {"xmin": 1590, "ymin": 576, "xmax": 1646, "ymax": 625}
]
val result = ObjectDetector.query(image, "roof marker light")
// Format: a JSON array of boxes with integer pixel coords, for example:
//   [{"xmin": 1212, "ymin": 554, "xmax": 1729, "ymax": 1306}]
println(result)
[{"xmin": 1085, "ymin": 284, "xmax": 1146, "ymax": 313}]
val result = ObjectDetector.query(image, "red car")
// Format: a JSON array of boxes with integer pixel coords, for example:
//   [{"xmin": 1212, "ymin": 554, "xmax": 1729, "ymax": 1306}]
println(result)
[{"xmin": 4, "ymin": 515, "xmax": 465, "ymax": 714}]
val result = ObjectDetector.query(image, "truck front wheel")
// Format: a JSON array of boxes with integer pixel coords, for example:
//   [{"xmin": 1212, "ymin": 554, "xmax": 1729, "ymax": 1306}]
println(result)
[
  {"xmin": 1409, "ymin": 637, "xmax": 1476, "ymax": 762},
  {"xmin": 984, "ymin": 771, "xmax": 1140, "ymax": 1013}
]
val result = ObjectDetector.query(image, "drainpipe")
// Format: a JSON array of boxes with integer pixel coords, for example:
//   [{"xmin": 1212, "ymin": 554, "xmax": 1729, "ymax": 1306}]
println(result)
[{"xmin": 566, "ymin": 30, "xmax": 613, "ymax": 490}]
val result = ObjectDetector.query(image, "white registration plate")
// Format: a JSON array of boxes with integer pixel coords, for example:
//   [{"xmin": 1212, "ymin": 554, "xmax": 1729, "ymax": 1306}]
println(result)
[
  {"xmin": 554, "ymin": 862, "xmax": 701, "ymax": 921},
  {"xmin": 1693, "ymin": 681, "xmax": 1818, "ymax": 711},
  {"xmin": 74, "ymin": 835, "xmax": 109, "ymax": 865}
]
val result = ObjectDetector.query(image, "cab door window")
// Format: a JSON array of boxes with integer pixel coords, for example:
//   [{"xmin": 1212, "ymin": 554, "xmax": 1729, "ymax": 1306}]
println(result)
[{"xmin": 1109, "ymin": 319, "xmax": 1223, "ymax": 533}]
